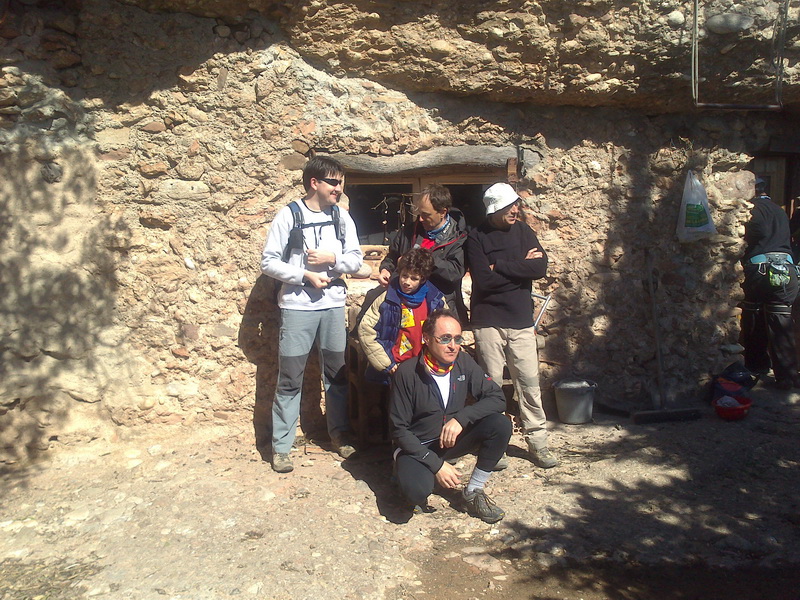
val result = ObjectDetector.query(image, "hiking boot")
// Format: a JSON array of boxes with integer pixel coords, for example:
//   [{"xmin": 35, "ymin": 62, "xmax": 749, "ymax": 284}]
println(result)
[
  {"xmin": 271, "ymin": 452, "xmax": 294, "ymax": 473},
  {"xmin": 331, "ymin": 433, "xmax": 357, "ymax": 459},
  {"xmin": 528, "ymin": 445, "xmax": 558, "ymax": 469},
  {"xmin": 492, "ymin": 454, "xmax": 509, "ymax": 471},
  {"xmin": 461, "ymin": 488, "xmax": 505, "ymax": 524}
]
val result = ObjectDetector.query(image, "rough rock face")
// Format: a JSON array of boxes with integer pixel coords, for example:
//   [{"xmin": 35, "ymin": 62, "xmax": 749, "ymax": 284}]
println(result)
[
  {"xmin": 0, "ymin": 0, "xmax": 796, "ymax": 459},
  {"xmin": 118, "ymin": 0, "xmax": 800, "ymax": 111}
]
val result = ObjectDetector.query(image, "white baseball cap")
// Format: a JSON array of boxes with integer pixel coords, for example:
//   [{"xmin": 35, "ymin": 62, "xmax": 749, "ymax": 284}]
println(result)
[{"xmin": 483, "ymin": 182, "xmax": 521, "ymax": 216}]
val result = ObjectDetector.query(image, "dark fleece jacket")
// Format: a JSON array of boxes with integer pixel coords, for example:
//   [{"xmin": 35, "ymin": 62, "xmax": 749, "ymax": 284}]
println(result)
[{"xmin": 389, "ymin": 351, "xmax": 505, "ymax": 473}]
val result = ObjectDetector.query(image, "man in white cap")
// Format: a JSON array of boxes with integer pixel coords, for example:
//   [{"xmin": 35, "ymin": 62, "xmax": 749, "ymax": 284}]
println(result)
[{"xmin": 465, "ymin": 182, "xmax": 557, "ymax": 468}]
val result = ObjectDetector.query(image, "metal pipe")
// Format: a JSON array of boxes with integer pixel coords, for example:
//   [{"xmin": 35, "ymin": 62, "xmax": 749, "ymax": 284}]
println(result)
[{"xmin": 532, "ymin": 292, "xmax": 551, "ymax": 331}]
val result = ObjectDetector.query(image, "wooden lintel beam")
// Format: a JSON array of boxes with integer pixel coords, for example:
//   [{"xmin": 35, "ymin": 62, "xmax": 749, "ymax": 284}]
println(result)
[{"xmin": 323, "ymin": 146, "xmax": 518, "ymax": 175}]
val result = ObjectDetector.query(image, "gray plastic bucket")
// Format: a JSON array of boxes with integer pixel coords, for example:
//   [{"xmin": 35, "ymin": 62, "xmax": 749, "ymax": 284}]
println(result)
[{"xmin": 553, "ymin": 379, "xmax": 597, "ymax": 424}]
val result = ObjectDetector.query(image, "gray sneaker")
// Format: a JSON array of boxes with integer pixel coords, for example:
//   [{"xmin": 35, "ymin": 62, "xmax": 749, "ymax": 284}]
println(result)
[
  {"xmin": 331, "ymin": 433, "xmax": 357, "ymax": 459},
  {"xmin": 529, "ymin": 446, "xmax": 558, "ymax": 469},
  {"xmin": 462, "ymin": 488, "xmax": 505, "ymax": 523},
  {"xmin": 492, "ymin": 454, "xmax": 509, "ymax": 471},
  {"xmin": 271, "ymin": 452, "xmax": 294, "ymax": 473}
]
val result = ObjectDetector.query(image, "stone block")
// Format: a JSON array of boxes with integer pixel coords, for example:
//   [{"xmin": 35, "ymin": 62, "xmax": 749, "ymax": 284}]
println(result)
[
  {"xmin": 706, "ymin": 13, "xmax": 754, "ymax": 35},
  {"xmin": 142, "ymin": 121, "xmax": 167, "ymax": 133},
  {"xmin": 158, "ymin": 179, "xmax": 211, "ymax": 201}
]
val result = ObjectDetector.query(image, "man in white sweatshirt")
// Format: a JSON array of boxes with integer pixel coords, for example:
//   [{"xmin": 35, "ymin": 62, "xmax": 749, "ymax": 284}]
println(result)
[{"xmin": 261, "ymin": 156, "xmax": 364, "ymax": 473}]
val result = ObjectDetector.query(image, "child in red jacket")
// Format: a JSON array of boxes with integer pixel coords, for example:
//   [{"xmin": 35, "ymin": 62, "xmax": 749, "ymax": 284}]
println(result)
[{"xmin": 358, "ymin": 248, "xmax": 446, "ymax": 383}]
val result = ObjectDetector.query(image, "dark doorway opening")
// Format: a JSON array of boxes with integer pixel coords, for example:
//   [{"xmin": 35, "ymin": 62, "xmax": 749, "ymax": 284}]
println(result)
[
  {"xmin": 447, "ymin": 184, "xmax": 488, "ymax": 229},
  {"xmin": 346, "ymin": 181, "xmax": 492, "ymax": 245},
  {"xmin": 347, "ymin": 184, "xmax": 412, "ymax": 245}
]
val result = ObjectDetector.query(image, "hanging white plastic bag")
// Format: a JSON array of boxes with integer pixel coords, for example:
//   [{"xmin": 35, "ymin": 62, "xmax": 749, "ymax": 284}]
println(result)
[{"xmin": 676, "ymin": 171, "xmax": 716, "ymax": 242}]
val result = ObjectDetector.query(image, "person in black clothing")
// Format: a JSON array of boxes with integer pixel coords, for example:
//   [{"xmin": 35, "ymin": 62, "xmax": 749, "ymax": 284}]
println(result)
[
  {"xmin": 740, "ymin": 178, "xmax": 800, "ymax": 389},
  {"xmin": 466, "ymin": 183, "xmax": 557, "ymax": 468},
  {"xmin": 389, "ymin": 310, "xmax": 512, "ymax": 523},
  {"xmin": 377, "ymin": 184, "xmax": 468, "ymax": 322},
  {"xmin": 789, "ymin": 200, "xmax": 800, "ymax": 262}
]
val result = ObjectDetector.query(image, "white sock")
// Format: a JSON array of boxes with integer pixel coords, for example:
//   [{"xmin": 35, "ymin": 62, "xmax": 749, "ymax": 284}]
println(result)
[{"xmin": 466, "ymin": 467, "xmax": 492, "ymax": 494}]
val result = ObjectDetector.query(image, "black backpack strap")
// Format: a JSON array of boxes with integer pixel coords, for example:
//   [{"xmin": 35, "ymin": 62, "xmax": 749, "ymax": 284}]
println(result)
[
  {"xmin": 331, "ymin": 205, "xmax": 346, "ymax": 245},
  {"xmin": 282, "ymin": 201, "xmax": 305, "ymax": 261},
  {"xmin": 289, "ymin": 200, "xmax": 303, "ymax": 227}
]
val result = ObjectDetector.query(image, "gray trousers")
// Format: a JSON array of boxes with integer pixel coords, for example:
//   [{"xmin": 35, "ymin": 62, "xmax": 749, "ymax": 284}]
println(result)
[
  {"xmin": 273, "ymin": 307, "xmax": 350, "ymax": 454},
  {"xmin": 473, "ymin": 326, "xmax": 548, "ymax": 450}
]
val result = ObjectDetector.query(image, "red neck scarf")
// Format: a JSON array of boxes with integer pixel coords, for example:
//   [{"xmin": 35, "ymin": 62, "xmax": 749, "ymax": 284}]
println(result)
[{"xmin": 423, "ymin": 350, "xmax": 454, "ymax": 375}]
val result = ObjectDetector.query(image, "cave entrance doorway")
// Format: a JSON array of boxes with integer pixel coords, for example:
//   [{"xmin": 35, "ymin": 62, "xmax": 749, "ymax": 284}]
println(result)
[
  {"xmin": 752, "ymin": 155, "xmax": 800, "ymax": 217},
  {"xmin": 345, "ymin": 174, "xmax": 501, "ymax": 246}
]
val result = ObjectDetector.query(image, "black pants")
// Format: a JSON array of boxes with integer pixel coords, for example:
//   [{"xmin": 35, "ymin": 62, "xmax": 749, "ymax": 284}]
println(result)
[
  {"xmin": 740, "ymin": 261, "xmax": 799, "ymax": 383},
  {"xmin": 394, "ymin": 413, "xmax": 512, "ymax": 507}
]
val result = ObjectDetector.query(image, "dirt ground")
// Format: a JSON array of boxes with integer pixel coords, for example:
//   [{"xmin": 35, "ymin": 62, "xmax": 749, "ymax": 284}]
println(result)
[{"xmin": 2, "ymin": 380, "xmax": 800, "ymax": 600}]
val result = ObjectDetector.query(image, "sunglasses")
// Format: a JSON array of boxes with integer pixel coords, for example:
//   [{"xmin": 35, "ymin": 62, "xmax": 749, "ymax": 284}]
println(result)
[
  {"xmin": 431, "ymin": 334, "xmax": 465, "ymax": 346},
  {"xmin": 318, "ymin": 177, "xmax": 342, "ymax": 187}
]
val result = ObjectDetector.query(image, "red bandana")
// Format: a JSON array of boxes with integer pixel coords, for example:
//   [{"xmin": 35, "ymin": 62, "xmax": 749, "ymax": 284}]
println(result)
[{"xmin": 423, "ymin": 350, "xmax": 454, "ymax": 375}]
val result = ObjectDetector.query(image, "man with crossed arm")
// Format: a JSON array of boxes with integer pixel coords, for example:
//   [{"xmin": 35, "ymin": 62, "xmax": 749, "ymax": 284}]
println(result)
[{"xmin": 466, "ymin": 182, "xmax": 557, "ymax": 469}]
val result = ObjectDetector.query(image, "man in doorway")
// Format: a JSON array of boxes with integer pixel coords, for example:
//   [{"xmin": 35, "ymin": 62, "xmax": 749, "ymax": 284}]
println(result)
[
  {"xmin": 377, "ymin": 184, "xmax": 468, "ymax": 321},
  {"xmin": 261, "ymin": 156, "xmax": 364, "ymax": 473},
  {"xmin": 390, "ymin": 309, "xmax": 512, "ymax": 523},
  {"xmin": 740, "ymin": 178, "xmax": 800, "ymax": 389},
  {"xmin": 465, "ymin": 182, "xmax": 557, "ymax": 468}
]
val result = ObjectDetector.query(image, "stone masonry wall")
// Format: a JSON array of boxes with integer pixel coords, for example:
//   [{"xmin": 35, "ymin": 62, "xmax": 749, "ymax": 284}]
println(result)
[
  {"xmin": 120, "ymin": 0, "xmax": 800, "ymax": 112},
  {"xmin": 0, "ymin": 0, "xmax": 795, "ymax": 460}
]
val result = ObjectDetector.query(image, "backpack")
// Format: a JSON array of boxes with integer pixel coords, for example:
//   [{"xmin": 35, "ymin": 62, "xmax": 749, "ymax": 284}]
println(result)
[{"xmin": 282, "ymin": 200, "xmax": 346, "ymax": 260}]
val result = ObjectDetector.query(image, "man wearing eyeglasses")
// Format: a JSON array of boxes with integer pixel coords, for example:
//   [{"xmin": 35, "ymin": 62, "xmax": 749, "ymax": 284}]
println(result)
[
  {"xmin": 465, "ymin": 182, "xmax": 557, "ymax": 469},
  {"xmin": 261, "ymin": 156, "xmax": 364, "ymax": 473},
  {"xmin": 390, "ymin": 309, "xmax": 512, "ymax": 523},
  {"xmin": 377, "ymin": 184, "xmax": 468, "ymax": 321}
]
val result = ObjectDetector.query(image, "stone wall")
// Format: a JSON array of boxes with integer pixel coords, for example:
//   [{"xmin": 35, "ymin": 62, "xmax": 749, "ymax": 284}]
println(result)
[
  {"xmin": 0, "ymin": 0, "xmax": 796, "ymax": 460},
  {"xmin": 278, "ymin": 0, "xmax": 799, "ymax": 110},
  {"xmin": 117, "ymin": 0, "xmax": 800, "ymax": 111}
]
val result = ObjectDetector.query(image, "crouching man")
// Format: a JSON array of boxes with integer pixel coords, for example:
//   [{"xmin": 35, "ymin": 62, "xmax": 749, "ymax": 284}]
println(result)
[{"xmin": 389, "ymin": 309, "xmax": 512, "ymax": 523}]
